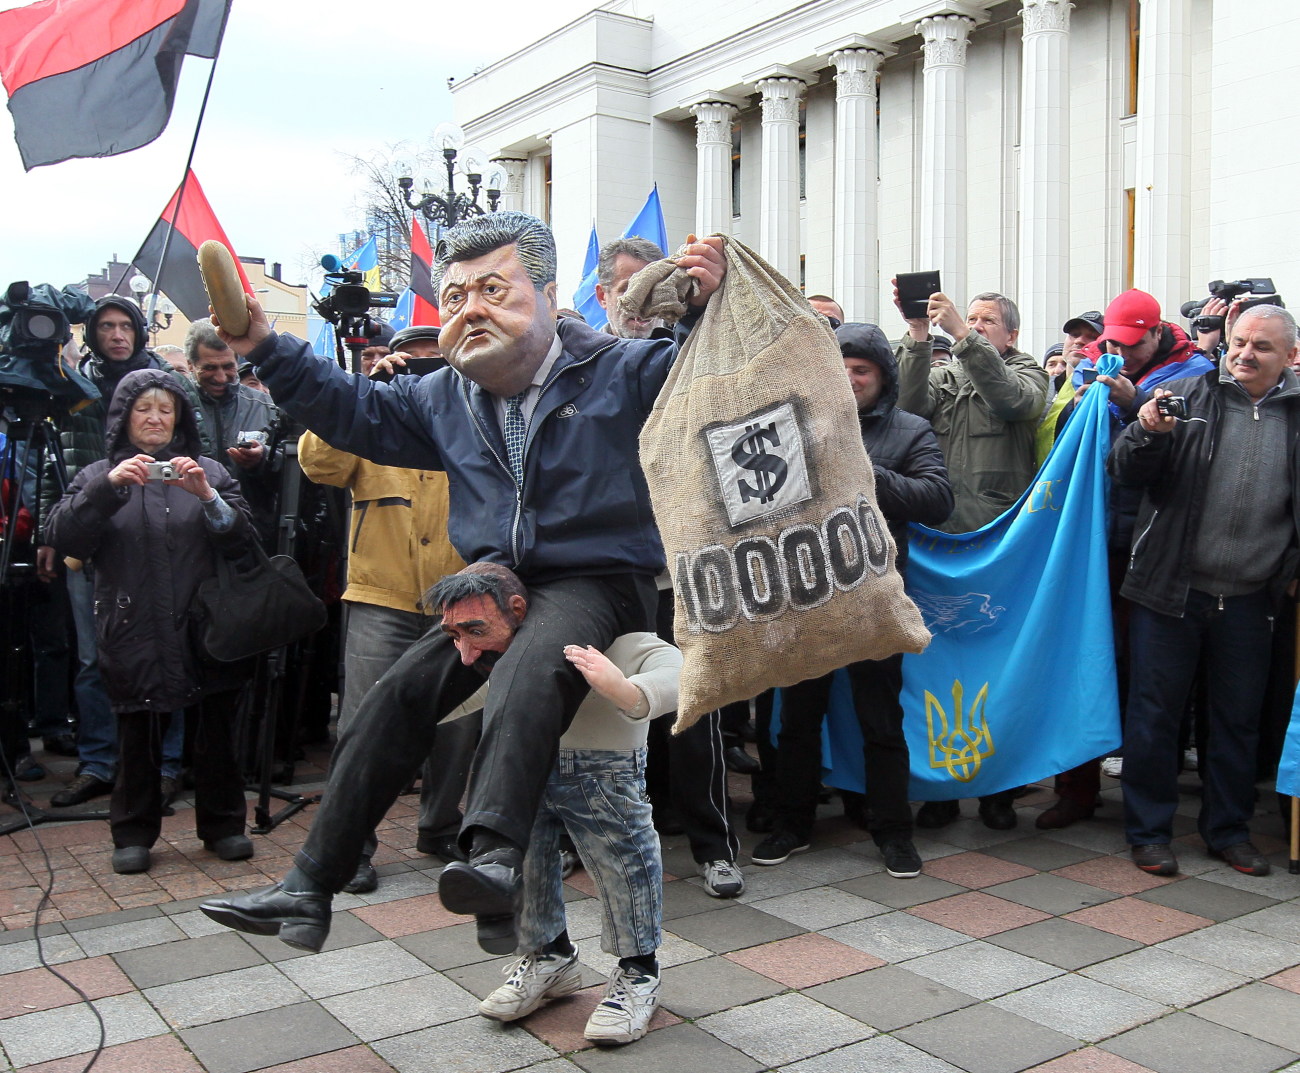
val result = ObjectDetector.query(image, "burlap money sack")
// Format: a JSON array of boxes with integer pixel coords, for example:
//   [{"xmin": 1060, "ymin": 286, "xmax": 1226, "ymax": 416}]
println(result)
[{"xmin": 633, "ymin": 236, "xmax": 931, "ymax": 731}]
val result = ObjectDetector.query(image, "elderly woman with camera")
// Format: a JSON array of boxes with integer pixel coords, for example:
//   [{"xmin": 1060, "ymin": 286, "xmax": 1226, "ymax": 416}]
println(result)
[{"xmin": 46, "ymin": 368, "xmax": 254, "ymax": 874}]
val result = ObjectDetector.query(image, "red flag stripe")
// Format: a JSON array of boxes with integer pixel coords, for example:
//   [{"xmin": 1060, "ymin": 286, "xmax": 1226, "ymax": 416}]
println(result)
[
  {"xmin": 409, "ymin": 219, "xmax": 440, "ymax": 326},
  {"xmin": 0, "ymin": 0, "xmax": 187, "ymax": 94}
]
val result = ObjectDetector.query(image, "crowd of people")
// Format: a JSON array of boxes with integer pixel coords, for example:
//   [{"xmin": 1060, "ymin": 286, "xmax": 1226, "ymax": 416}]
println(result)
[{"xmin": 4, "ymin": 209, "xmax": 1299, "ymax": 1047}]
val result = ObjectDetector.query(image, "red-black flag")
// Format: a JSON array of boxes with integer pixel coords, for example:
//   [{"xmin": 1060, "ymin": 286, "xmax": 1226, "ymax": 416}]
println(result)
[
  {"xmin": 127, "ymin": 169, "xmax": 249, "ymax": 321},
  {"xmin": 0, "ymin": 0, "xmax": 231, "ymax": 170},
  {"xmin": 410, "ymin": 218, "xmax": 440, "ymax": 326}
]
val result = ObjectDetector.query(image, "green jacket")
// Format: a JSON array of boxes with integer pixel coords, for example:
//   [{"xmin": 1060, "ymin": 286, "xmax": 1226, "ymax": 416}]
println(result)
[{"xmin": 895, "ymin": 332, "xmax": 1048, "ymax": 534}]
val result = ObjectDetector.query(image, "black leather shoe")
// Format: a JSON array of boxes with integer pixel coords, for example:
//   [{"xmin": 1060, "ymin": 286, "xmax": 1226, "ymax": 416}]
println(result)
[
  {"xmin": 50, "ymin": 772, "xmax": 113, "ymax": 807},
  {"xmin": 438, "ymin": 858, "xmax": 522, "ymax": 919},
  {"xmin": 474, "ymin": 912, "xmax": 519, "ymax": 955},
  {"xmin": 978, "ymin": 797, "xmax": 1018, "ymax": 831},
  {"xmin": 42, "ymin": 733, "xmax": 79, "ymax": 757},
  {"xmin": 342, "ymin": 861, "xmax": 379, "ymax": 894},
  {"xmin": 112, "ymin": 846, "xmax": 150, "ymax": 874},
  {"xmin": 200, "ymin": 883, "xmax": 333, "ymax": 952},
  {"xmin": 1211, "ymin": 841, "xmax": 1270, "ymax": 877},
  {"xmin": 1131, "ymin": 843, "xmax": 1179, "ymax": 876},
  {"xmin": 723, "ymin": 745, "xmax": 760, "ymax": 775},
  {"xmin": 416, "ymin": 833, "xmax": 468, "ymax": 863},
  {"xmin": 916, "ymin": 800, "xmax": 960, "ymax": 829},
  {"xmin": 204, "ymin": 835, "xmax": 253, "ymax": 861}
]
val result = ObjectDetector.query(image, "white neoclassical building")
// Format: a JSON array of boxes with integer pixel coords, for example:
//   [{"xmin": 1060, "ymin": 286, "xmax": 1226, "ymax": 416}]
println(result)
[{"xmin": 452, "ymin": 0, "xmax": 1299, "ymax": 358}]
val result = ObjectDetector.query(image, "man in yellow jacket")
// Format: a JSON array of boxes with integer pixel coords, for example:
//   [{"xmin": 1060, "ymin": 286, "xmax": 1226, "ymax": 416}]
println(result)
[{"xmin": 298, "ymin": 324, "xmax": 468, "ymax": 892}]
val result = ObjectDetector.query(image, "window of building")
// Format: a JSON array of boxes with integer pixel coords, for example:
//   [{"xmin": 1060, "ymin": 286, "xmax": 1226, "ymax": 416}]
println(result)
[
  {"xmin": 1125, "ymin": 0, "xmax": 1140, "ymax": 118},
  {"xmin": 799, "ymin": 100, "xmax": 807, "ymax": 200},
  {"xmin": 543, "ymin": 155, "xmax": 552, "ymax": 225},
  {"xmin": 731, "ymin": 120, "xmax": 741, "ymax": 216}
]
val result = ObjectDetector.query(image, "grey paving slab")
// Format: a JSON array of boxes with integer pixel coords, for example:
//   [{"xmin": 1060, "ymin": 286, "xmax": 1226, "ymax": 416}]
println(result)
[
  {"xmin": 750, "ymin": 886, "xmax": 890, "ymax": 930},
  {"xmin": 1194, "ymin": 861, "xmax": 1300, "ymax": 899},
  {"xmin": 62, "ymin": 903, "xmax": 165, "ymax": 933},
  {"xmin": 1157, "ymin": 922, "xmax": 1300, "ymax": 977},
  {"xmin": 986, "ymin": 917, "xmax": 1142, "ymax": 970},
  {"xmin": 570, "ymin": 1020, "xmax": 763, "ymax": 1073},
  {"xmin": 983, "ymin": 835, "xmax": 1105, "ymax": 871},
  {"xmin": 782, "ymin": 846, "xmax": 886, "ymax": 883},
  {"xmin": 70, "ymin": 915, "xmax": 186, "ymax": 957},
  {"xmin": 664, "ymin": 902, "xmax": 804, "ymax": 952},
  {"xmin": 0, "ymin": 931, "xmax": 84, "ymax": 973},
  {"xmin": 659, "ymin": 953, "xmax": 785, "ymax": 1018},
  {"xmin": 697, "ymin": 992, "xmax": 873, "ymax": 1066},
  {"xmin": 145, "ymin": 962, "xmax": 309, "ymax": 1028},
  {"xmin": 235, "ymin": 907, "xmax": 388, "ymax": 962},
  {"xmin": 1041, "ymin": 822, "xmax": 1134, "ymax": 855},
  {"xmin": 348, "ymin": 868, "xmax": 440, "ymax": 905},
  {"xmin": 1080, "ymin": 945, "xmax": 1251, "ymax": 1007},
  {"xmin": 894, "ymin": 1002, "xmax": 1078, "ymax": 1073},
  {"xmin": 396, "ymin": 920, "xmax": 505, "ymax": 971},
  {"xmin": 777, "ymin": 1034, "xmax": 964, "ymax": 1073},
  {"xmin": 578, "ymin": 930, "xmax": 711, "ymax": 979},
  {"xmin": 820, "ymin": 910, "xmax": 971, "ymax": 962},
  {"xmin": 983, "ymin": 873, "xmax": 1119, "ymax": 915},
  {"xmin": 1192, "ymin": 980, "xmax": 1300, "ymax": 1052},
  {"xmin": 114, "ymin": 930, "xmax": 265, "ymax": 987},
  {"xmin": 0, "ymin": 991, "xmax": 169, "ymax": 1067},
  {"xmin": 556, "ymin": 897, "xmax": 604, "ymax": 941},
  {"xmin": 277, "ymin": 939, "xmax": 432, "ymax": 998},
  {"xmin": 1135, "ymin": 876, "xmax": 1278, "ymax": 921},
  {"xmin": 904, "ymin": 939, "xmax": 1064, "ymax": 999},
  {"xmin": 915, "ymin": 817, "xmax": 1032, "ymax": 850},
  {"xmin": 0, "ymin": 920, "xmax": 68, "ymax": 945},
  {"xmin": 662, "ymin": 876, "xmax": 735, "ymax": 918},
  {"xmin": 372, "ymin": 1014, "xmax": 559, "ymax": 1073},
  {"xmin": 990, "ymin": 972, "xmax": 1170, "ymax": 1042},
  {"xmin": 732, "ymin": 865, "xmax": 823, "ymax": 903},
  {"xmin": 168, "ymin": 908, "xmax": 230, "ymax": 938},
  {"xmin": 179, "ymin": 1000, "xmax": 359, "ymax": 1073},
  {"xmin": 805, "ymin": 964, "xmax": 977, "ymax": 1030},
  {"xmin": 1232, "ymin": 902, "xmax": 1300, "ymax": 945},
  {"xmin": 1101, "ymin": 1009, "xmax": 1296, "ymax": 1073},
  {"xmin": 833, "ymin": 872, "xmax": 967, "ymax": 908},
  {"xmin": 321, "ymin": 973, "xmax": 480, "ymax": 1041}
]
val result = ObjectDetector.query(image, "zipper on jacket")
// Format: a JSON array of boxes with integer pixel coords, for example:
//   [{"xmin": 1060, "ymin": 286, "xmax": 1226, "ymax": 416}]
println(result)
[{"xmin": 1129, "ymin": 508, "xmax": 1158, "ymax": 571}]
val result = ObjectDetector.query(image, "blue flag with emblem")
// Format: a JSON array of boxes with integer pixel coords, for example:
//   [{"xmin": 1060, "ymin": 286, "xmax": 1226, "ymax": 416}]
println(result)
[
  {"xmin": 811, "ymin": 354, "xmax": 1124, "ymax": 799},
  {"xmin": 389, "ymin": 287, "xmax": 414, "ymax": 331},
  {"xmin": 571, "ymin": 186, "xmax": 670, "ymax": 331},
  {"xmin": 343, "ymin": 235, "xmax": 382, "ymax": 293}
]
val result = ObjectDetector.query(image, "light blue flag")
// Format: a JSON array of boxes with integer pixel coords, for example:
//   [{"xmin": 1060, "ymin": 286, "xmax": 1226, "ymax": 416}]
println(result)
[
  {"xmin": 343, "ymin": 235, "xmax": 382, "ymax": 292},
  {"xmin": 310, "ymin": 316, "xmax": 335, "ymax": 358},
  {"xmin": 573, "ymin": 224, "xmax": 604, "ymax": 328},
  {"xmin": 811, "ymin": 354, "xmax": 1124, "ymax": 800},
  {"xmin": 389, "ymin": 287, "xmax": 414, "ymax": 331},
  {"xmin": 1276, "ymin": 686, "xmax": 1300, "ymax": 798},
  {"xmin": 624, "ymin": 184, "xmax": 668, "ymax": 259}
]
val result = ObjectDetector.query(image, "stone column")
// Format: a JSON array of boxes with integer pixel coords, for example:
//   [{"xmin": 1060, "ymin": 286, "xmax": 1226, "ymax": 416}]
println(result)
[
  {"xmin": 755, "ymin": 74, "xmax": 807, "ymax": 281},
  {"xmin": 917, "ymin": 14, "xmax": 975, "ymax": 305},
  {"xmin": 689, "ymin": 100, "xmax": 740, "ymax": 236},
  {"xmin": 1018, "ymin": 0, "xmax": 1071, "ymax": 358},
  {"xmin": 830, "ymin": 48, "xmax": 884, "ymax": 322},
  {"xmin": 1134, "ymin": 0, "xmax": 1192, "ymax": 318},
  {"xmin": 490, "ymin": 158, "xmax": 527, "ymax": 214}
]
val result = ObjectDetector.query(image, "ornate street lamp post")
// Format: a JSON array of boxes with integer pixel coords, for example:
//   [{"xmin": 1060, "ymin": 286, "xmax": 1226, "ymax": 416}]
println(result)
[
  {"xmin": 398, "ymin": 123, "xmax": 507, "ymax": 230},
  {"xmin": 128, "ymin": 273, "xmax": 177, "ymax": 336}
]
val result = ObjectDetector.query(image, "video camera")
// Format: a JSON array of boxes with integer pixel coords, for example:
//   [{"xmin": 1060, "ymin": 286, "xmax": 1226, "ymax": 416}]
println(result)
[
  {"xmin": 311, "ymin": 257, "xmax": 401, "ymax": 373},
  {"xmin": 0, "ymin": 281, "xmax": 98, "ymax": 410},
  {"xmin": 1180, "ymin": 278, "xmax": 1284, "ymax": 336}
]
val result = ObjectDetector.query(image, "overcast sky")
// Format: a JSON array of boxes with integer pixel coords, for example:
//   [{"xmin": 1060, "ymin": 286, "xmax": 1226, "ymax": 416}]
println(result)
[{"xmin": 0, "ymin": 0, "xmax": 601, "ymax": 291}]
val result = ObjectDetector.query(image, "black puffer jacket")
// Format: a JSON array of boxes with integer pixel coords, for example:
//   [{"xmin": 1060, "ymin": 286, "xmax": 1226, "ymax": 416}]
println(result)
[
  {"xmin": 838, "ymin": 323, "xmax": 954, "ymax": 574},
  {"xmin": 45, "ymin": 369, "xmax": 253, "ymax": 712}
]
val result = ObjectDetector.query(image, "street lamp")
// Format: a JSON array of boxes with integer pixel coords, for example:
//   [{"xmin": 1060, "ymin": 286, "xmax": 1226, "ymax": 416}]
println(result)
[
  {"xmin": 398, "ymin": 123, "xmax": 503, "ymax": 229},
  {"xmin": 128, "ymin": 273, "xmax": 177, "ymax": 335}
]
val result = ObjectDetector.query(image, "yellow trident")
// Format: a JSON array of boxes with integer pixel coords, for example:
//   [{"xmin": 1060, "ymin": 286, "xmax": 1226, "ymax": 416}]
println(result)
[{"xmin": 925, "ymin": 679, "xmax": 994, "ymax": 782}]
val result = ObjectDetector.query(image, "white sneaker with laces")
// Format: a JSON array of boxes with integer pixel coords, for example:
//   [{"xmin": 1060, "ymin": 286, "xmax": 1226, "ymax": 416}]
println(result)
[
  {"xmin": 701, "ymin": 859, "xmax": 745, "ymax": 898},
  {"xmin": 1101, "ymin": 756, "xmax": 1123, "ymax": 778},
  {"xmin": 478, "ymin": 950, "xmax": 582, "ymax": 1022},
  {"xmin": 584, "ymin": 966, "xmax": 660, "ymax": 1045}
]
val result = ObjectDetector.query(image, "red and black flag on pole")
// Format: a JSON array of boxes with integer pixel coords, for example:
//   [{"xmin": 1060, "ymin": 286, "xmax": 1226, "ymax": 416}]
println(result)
[
  {"xmin": 0, "ymin": 0, "xmax": 232, "ymax": 170},
  {"xmin": 127, "ymin": 168, "xmax": 249, "ymax": 321},
  {"xmin": 410, "ymin": 218, "xmax": 441, "ymax": 326}
]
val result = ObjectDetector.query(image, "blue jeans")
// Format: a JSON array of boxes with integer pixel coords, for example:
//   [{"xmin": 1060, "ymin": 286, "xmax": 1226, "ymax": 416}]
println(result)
[
  {"xmin": 518, "ymin": 747, "xmax": 661, "ymax": 958},
  {"xmin": 1123, "ymin": 589, "xmax": 1273, "ymax": 850},
  {"xmin": 65, "ymin": 565, "xmax": 117, "ymax": 782}
]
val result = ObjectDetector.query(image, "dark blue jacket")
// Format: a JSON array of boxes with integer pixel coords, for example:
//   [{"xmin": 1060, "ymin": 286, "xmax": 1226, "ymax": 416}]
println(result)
[{"xmin": 247, "ymin": 316, "xmax": 676, "ymax": 582}]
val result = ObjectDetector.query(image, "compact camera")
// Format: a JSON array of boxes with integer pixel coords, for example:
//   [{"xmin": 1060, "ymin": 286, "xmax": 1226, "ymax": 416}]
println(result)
[
  {"xmin": 235, "ymin": 430, "xmax": 268, "ymax": 449},
  {"xmin": 144, "ymin": 461, "xmax": 177, "ymax": 481},
  {"xmin": 1155, "ymin": 396, "xmax": 1188, "ymax": 420}
]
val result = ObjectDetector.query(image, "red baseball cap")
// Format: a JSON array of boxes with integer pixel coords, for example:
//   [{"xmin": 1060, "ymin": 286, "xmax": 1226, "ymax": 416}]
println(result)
[{"xmin": 1103, "ymin": 289, "xmax": 1161, "ymax": 347}]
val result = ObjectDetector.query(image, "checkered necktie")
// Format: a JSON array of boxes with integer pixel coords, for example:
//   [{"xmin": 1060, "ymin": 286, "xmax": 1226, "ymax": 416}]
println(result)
[{"xmin": 503, "ymin": 391, "xmax": 528, "ymax": 484}]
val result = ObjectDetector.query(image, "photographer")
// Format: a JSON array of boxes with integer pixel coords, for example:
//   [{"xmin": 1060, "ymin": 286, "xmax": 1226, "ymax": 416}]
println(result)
[
  {"xmin": 45, "ymin": 369, "xmax": 255, "ymax": 874},
  {"xmin": 1108, "ymin": 304, "xmax": 1300, "ymax": 879}
]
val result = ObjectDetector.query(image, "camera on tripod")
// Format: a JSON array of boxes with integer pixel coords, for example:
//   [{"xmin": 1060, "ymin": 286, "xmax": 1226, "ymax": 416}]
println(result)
[
  {"xmin": 0, "ymin": 281, "xmax": 98, "ymax": 408},
  {"xmin": 1180, "ymin": 278, "xmax": 1283, "ymax": 336},
  {"xmin": 311, "ymin": 258, "xmax": 401, "ymax": 373}
]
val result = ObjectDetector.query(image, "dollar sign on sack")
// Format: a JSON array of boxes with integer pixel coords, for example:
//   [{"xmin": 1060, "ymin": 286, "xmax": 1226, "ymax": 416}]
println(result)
[{"xmin": 732, "ymin": 422, "xmax": 787, "ymax": 504}]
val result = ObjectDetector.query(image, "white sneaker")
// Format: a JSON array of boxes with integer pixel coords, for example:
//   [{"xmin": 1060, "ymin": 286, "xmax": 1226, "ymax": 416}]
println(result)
[
  {"xmin": 1101, "ymin": 756, "xmax": 1123, "ymax": 778},
  {"xmin": 478, "ymin": 950, "xmax": 582, "ymax": 1022},
  {"xmin": 701, "ymin": 860, "xmax": 745, "ymax": 898},
  {"xmin": 584, "ymin": 966, "xmax": 660, "ymax": 1045}
]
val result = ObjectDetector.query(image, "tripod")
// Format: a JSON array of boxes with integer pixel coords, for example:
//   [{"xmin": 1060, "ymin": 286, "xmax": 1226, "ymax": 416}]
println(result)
[{"xmin": 0, "ymin": 395, "xmax": 108, "ymax": 836}]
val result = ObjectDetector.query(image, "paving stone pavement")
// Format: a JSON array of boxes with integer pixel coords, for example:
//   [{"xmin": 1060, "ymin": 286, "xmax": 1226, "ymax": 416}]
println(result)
[{"xmin": 4, "ymin": 747, "xmax": 1300, "ymax": 1072}]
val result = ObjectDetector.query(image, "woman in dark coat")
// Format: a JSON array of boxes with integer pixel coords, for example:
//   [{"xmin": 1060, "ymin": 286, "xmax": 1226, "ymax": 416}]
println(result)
[{"xmin": 46, "ymin": 368, "xmax": 255, "ymax": 874}]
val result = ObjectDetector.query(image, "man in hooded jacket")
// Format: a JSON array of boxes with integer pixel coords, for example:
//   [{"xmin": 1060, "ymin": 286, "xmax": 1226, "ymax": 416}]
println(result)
[{"xmin": 36, "ymin": 295, "xmax": 207, "ymax": 807}]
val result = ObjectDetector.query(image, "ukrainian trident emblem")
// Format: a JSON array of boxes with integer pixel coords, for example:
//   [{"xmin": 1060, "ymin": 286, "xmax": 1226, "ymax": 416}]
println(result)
[{"xmin": 925, "ymin": 679, "xmax": 994, "ymax": 782}]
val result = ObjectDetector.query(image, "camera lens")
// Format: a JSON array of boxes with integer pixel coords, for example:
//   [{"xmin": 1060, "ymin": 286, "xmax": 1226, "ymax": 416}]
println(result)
[{"xmin": 25, "ymin": 311, "xmax": 60, "ymax": 340}]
